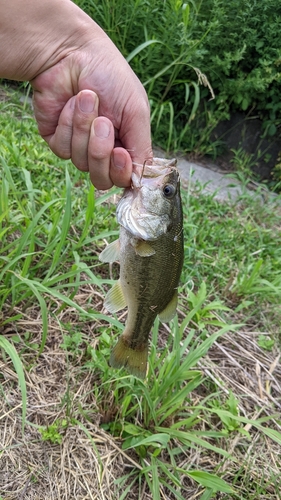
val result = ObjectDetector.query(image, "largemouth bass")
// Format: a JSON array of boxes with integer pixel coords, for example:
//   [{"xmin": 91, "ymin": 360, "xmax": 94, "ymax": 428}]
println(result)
[{"xmin": 99, "ymin": 158, "xmax": 184, "ymax": 378}]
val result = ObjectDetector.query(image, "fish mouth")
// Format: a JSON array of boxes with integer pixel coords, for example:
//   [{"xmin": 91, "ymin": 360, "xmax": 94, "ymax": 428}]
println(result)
[
  {"xmin": 131, "ymin": 158, "xmax": 178, "ymax": 189},
  {"xmin": 131, "ymin": 158, "xmax": 179, "ymax": 208},
  {"xmin": 116, "ymin": 158, "xmax": 180, "ymax": 241}
]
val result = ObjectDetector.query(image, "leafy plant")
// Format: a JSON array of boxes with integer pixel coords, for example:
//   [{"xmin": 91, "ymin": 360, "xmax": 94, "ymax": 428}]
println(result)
[
  {"xmin": 257, "ymin": 334, "xmax": 275, "ymax": 351},
  {"xmin": 197, "ymin": 0, "xmax": 281, "ymax": 123},
  {"xmin": 39, "ymin": 419, "xmax": 69, "ymax": 444},
  {"xmin": 61, "ymin": 331, "xmax": 84, "ymax": 355},
  {"xmin": 209, "ymin": 392, "xmax": 247, "ymax": 435}
]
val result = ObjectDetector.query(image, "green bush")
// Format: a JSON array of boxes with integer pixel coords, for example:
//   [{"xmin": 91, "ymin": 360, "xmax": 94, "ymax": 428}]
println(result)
[
  {"xmin": 197, "ymin": 0, "xmax": 281, "ymax": 135},
  {"xmin": 69, "ymin": 1, "xmax": 281, "ymax": 161}
]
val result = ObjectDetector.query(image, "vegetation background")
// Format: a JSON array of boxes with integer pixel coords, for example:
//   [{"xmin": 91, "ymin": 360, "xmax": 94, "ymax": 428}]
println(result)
[
  {"xmin": 74, "ymin": 0, "xmax": 281, "ymax": 187},
  {"xmin": 1, "ymin": 1, "xmax": 281, "ymax": 499}
]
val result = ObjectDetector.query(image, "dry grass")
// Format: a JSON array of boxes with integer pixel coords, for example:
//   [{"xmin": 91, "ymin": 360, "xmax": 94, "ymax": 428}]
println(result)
[
  {"xmin": 1, "ymin": 291, "xmax": 281, "ymax": 499},
  {"xmin": 1, "ymin": 304, "xmax": 127, "ymax": 500}
]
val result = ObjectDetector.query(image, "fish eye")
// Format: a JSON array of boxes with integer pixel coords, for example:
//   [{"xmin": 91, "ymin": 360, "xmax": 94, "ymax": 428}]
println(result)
[{"xmin": 163, "ymin": 183, "xmax": 176, "ymax": 198}]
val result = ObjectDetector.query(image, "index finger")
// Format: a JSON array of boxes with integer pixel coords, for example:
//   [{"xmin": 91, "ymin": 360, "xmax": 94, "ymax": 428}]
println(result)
[{"xmin": 117, "ymin": 91, "xmax": 153, "ymax": 167}]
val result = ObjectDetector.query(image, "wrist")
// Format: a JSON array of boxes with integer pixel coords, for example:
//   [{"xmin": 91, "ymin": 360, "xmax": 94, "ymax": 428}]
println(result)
[{"xmin": 0, "ymin": 0, "xmax": 103, "ymax": 81}]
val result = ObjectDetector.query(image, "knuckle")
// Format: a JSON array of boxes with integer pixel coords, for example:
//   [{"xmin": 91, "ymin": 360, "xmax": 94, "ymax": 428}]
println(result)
[
  {"xmin": 73, "ymin": 120, "xmax": 91, "ymax": 134},
  {"xmin": 88, "ymin": 149, "xmax": 109, "ymax": 161}
]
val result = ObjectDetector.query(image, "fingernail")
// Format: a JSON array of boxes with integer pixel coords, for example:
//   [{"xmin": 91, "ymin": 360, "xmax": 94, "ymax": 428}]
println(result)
[
  {"xmin": 79, "ymin": 92, "xmax": 95, "ymax": 113},
  {"xmin": 113, "ymin": 151, "xmax": 126, "ymax": 169},
  {"xmin": 94, "ymin": 120, "xmax": 110, "ymax": 138}
]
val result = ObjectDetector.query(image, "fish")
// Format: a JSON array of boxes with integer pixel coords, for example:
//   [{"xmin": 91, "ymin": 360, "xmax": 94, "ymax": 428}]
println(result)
[{"xmin": 99, "ymin": 158, "xmax": 184, "ymax": 378}]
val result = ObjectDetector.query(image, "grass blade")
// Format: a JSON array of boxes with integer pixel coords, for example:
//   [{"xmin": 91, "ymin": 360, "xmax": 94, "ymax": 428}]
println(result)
[
  {"xmin": 45, "ymin": 168, "xmax": 72, "ymax": 278},
  {"xmin": 126, "ymin": 40, "xmax": 162, "ymax": 63},
  {"xmin": 0, "ymin": 336, "xmax": 27, "ymax": 432},
  {"xmin": 185, "ymin": 470, "xmax": 233, "ymax": 493}
]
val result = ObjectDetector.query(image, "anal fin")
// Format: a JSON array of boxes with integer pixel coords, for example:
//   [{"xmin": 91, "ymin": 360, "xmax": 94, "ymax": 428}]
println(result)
[{"xmin": 158, "ymin": 292, "xmax": 178, "ymax": 323}]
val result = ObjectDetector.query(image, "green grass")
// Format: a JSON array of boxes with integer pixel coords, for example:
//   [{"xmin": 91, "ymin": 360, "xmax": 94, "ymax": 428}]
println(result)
[{"xmin": 1, "ymin": 85, "xmax": 281, "ymax": 499}]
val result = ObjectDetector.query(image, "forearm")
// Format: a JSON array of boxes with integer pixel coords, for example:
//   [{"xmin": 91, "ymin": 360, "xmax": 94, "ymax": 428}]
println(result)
[{"xmin": 0, "ymin": 0, "xmax": 104, "ymax": 80}]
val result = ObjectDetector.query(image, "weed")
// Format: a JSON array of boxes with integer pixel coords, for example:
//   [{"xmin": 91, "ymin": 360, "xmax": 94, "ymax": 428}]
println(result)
[
  {"xmin": 208, "ymin": 392, "xmax": 246, "ymax": 435},
  {"xmin": 230, "ymin": 147, "xmax": 257, "ymax": 178},
  {"xmin": 39, "ymin": 419, "xmax": 69, "ymax": 445},
  {"xmin": 257, "ymin": 334, "xmax": 275, "ymax": 352}
]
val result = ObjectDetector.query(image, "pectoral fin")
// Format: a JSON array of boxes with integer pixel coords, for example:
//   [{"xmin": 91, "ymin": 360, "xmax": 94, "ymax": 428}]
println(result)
[
  {"xmin": 99, "ymin": 239, "xmax": 120, "ymax": 263},
  {"xmin": 104, "ymin": 279, "xmax": 127, "ymax": 313},
  {"xmin": 158, "ymin": 292, "xmax": 178, "ymax": 323},
  {"xmin": 134, "ymin": 240, "xmax": 155, "ymax": 257}
]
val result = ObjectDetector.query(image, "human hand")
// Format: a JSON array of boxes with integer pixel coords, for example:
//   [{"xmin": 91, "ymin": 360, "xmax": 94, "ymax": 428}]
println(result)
[
  {"xmin": 31, "ymin": 44, "xmax": 152, "ymax": 190},
  {"xmin": 0, "ymin": 0, "xmax": 152, "ymax": 190}
]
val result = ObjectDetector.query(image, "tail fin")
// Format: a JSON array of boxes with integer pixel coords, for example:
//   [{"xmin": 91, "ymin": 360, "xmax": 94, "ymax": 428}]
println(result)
[{"xmin": 110, "ymin": 336, "xmax": 148, "ymax": 379}]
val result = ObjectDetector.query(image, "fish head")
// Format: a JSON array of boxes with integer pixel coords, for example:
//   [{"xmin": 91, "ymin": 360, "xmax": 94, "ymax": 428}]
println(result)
[{"xmin": 116, "ymin": 158, "xmax": 182, "ymax": 241}]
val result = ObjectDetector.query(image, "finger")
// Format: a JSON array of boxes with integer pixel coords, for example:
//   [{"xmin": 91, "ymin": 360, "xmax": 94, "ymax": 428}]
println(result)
[
  {"xmin": 110, "ymin": 148, "xmax": 133, "ymax": 187},
  {"xmin": 46, "ymin": 96, "xmax": 75, "ymax": 159},
  {"xmin": 118, "ymin": 88, "xmax": 153, "ymax": 165},
  {"xmin": 71, "ymin": 90, "xmax": 99, "ymax": 171},
  {"xmin": 88, "ymin": 117, "xmax": 115, "ymax": 190}
]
